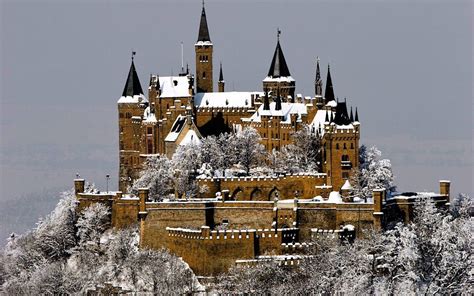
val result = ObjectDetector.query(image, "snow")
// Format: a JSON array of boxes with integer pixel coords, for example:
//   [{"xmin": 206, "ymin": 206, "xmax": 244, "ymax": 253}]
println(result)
[
  {"xmin": 143, "ymin": 106, "xmax": 157, "ymax": 123},
  {"xmin": 179, "ymin": 130, "xmax": 202, "ymax": 146},
  {"xmin": 327, "ymin": 191, "xmax": 342, "ymax": 203},
  {"xmin": 195, "ymin": 40, "xmax": 213, "ymax": 46},
  {"xmin": 244, "ymin": 102, "xmax": 307, "ymax": 124},
  {"xmin": 159, "ymin": 76, "xmax": 191, "ymax": 98},
  {"xmin": 341, "ymin": 180, "xmax": 353, "ymax": 190},
  {"xmin": 262, "ymin": 76, "xmax": 295, "ymax": 82},
  {"xmin": 325, "ymin": 100, "xmax": 337, "ymax": 107},
  {"xmin": 194, "ymin": 91, "xmax": 262, "ymax": 108},
  {"xmin": 117, "ymin": 94, "xmax": 148, "ymax": 104},
  {"xmin": 310, "ymin": 109, "xmax": 333, "ymax": 134},
  {"xmin": 164, "ymin": 115, "xmax": 186, "ymax": 142}
]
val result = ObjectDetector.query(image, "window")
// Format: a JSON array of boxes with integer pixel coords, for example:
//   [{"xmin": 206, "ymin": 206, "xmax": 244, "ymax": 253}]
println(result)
[
  {"xmin": 119, "ymin": 113, "xmax": 124, "ymax": 118},
  {"xmin": 203, "ymin": 71, "xmax": 206, "ymax": 79},
  {"xmin": 147, "ymin": 139, "xmax": 153, "ymax": 154},
  {"xmin": 342, "ymin": 172, "xmax": 350, "ymax": 179},
  {"xmin": 336, "ymin": 143, "xmax": 339, "ymax": 150},
  {"xmin": 343, "ymin": 143, "xmax": 347, "ymax": 149},
  {"xmin": 120, "ymin": 126, "xmax": 123, "ymax": 133},
  {"xmin": 341, "ymin": 155, "xmax": 349, "ymax": 161},
  {"xmin": 120, "ymin": 141, "xmax": 124, "ymax": 150},
  {"xmin": 126, "ymin": 112, "xmax": 132, "ymax": 118},
  {"xmin": 351, "ymin": 143, "xmax": 354, "ymax": 149},
  {"xmin": 147, "ymin": 127, "xmax": 153, "ymax": 135}
]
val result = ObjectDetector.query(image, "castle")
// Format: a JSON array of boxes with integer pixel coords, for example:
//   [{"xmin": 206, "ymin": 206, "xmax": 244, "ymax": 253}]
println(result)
[
  {"xmin": 75, "ymin": 3, "xmax": 451, "ymax": 276},
  {"xmin": 118, "ymin": 3, "xmax": 359, "ymax": 194}
]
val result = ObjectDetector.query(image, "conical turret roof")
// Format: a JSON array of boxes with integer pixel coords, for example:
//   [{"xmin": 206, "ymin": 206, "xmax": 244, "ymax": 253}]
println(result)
[
  {"xmin": 197, "ymin": 4, "xmax": 211, "ymax": 42},
  {"xmin": 122, "ymin": 59, "xmax": 144, "ymax": 97},
  {"xmin": 267, "ymin": 38, "xmax": 291, "ymax": 78}
]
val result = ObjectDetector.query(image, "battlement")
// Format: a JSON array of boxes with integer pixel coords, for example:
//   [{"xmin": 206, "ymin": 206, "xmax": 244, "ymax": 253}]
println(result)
[
  {"xmin": 166, "ymin": 226, "xmax": 298, "ymax": 242},
  {"xmin": 197, "ymin": 172, "xmax": 327, "ymax": 183},
  {"xmin": 196, "ymin": 106, "xmax": 255, "ymax": 113}
]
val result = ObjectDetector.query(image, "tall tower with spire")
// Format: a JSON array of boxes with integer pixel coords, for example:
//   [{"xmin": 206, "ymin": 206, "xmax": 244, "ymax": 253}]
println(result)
[
  {"xmin": 263, "ymin": 29, "xmax": 295, "ymax": 101},
  {"xmin": 195, "ymin": 1, "xmax": 213, "ymax": 93},
  {"xmin": 117, "ymin": 53, "xmax": 148, "ymax": 192},
  {"xmin": 315, "ymin": 57, "xmax": 324, "ymax": 107},
  {"xmin": 218, "ymin": 62, "xmax": 225, "ymax": 92}
]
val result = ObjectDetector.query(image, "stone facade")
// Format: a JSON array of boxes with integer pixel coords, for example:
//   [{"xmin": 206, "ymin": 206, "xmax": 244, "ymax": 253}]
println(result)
[{"xmin": 74, "ymin": 178, "xmax": 450, "ymax": 276}]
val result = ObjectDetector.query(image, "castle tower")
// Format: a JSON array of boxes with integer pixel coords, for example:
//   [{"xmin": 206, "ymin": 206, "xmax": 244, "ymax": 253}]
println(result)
[
  {"xmin": 263, "ymin": 30, "xmax": 295, "ymax": 101},
  {"xmin": 118, "ymin": 54, "xmax": 148, "ymax": 192},
  {"xmin": 322, "ymin": 100, "xmax": 360, "ymax": 191},
  {"xmin": 195, "ymin": 2, "xmax": 213, "ymax": 93},
  {"xmin": 315, "ymin": 57, "xmax": 324, "ymax": 108},
  {"xmin": 324, "ymin": 64, "xmax": 335, "ymax": 104},
  {"xmin": 218, "ymin": 62, "xmax": 225, "ymax": 92}
]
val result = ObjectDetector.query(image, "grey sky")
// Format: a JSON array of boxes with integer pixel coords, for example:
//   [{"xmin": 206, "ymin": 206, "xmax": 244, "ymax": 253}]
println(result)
[{"xmin": 1, "ymin": 0, "xmax": 472, "ymax": 236}]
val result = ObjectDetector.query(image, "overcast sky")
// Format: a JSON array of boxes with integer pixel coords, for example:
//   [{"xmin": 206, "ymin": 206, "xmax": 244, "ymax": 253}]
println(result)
[{"xmin": 1, "ymin": 0, "xmax": 472, "ymax": 231}]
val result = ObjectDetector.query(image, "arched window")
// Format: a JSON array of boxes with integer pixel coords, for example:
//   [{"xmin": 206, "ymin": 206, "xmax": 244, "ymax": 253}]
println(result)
[{"xmin": 336, "ymin": 143, "xmax": 339, "ymax": 150}]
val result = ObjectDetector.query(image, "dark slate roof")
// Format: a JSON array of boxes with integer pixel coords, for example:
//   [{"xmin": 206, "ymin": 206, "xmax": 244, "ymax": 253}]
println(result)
[
  {"xmin": 122, "ymin": 60, "xmax": 144, "ymax": 97},
  {"xmin": 197, "ymin": 5, "xmax": 211, "ymax": 42},
  {"xmin": 219, "ymin": 63, "xmax": 224, "ymax": 81},
  {"xmin": 324, "ymin": 64, "xmax": 335, "ymax": 103},
  {"xmin": 267, "ymin": 40, "xmax": 291, "ymax": 78},
  {"xmin": 333, "ymin": 100, "xmax": 352, "ymax": 125}
]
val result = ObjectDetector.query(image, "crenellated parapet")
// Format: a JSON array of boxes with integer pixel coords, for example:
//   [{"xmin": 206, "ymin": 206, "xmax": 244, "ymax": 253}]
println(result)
[{"xmin": 197, "ymin": 172, "xmax": 328, "ymax": 200}]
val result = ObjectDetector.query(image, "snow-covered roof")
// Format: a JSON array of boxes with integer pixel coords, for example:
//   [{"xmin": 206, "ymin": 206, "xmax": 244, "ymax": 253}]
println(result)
[
  {"xmin": 244, "ymin": 102, "xmax": 307, "ymax": 124},
  {"xmin": 117, "ymin": 94, "xmax": 148, "ymax": 104},
  {"xmin": 165, "ymin": 115, "xmax": 186, "ymax": 142},
  {"xmin": 194, "ymin": 91, "xmax": 262, "ymax": 108},
  {"xmin": 159, "ymin": 76, "xmax": 191, "ymax": 98},
  {"xmin": 179, "ymin": 130, "xmax": 201, "ymax": 146},
  {"xmin": 341, "ymin": 180, "xmax": 353, "ymax": 190},
  {"xmin": 310, "ymin": 109, "xmax": 333, "ymax": 128},
  {"xmin": 263, "ymin": 76, "xmax": 295, "ymax": 83},
  {"xmin": 143, "ymin": 106, "xmax": 157, "ymax": 123},
  {"xmin": 327, "ymin": 191, "xmax": 342, "ymax": 203},
  {"xmin": 325, "ymin": 100, "xmax": 337, "ymax": 107},
  {"xmin": 195, "ymin": 41, "xmax": 213, "ymax": 46}
]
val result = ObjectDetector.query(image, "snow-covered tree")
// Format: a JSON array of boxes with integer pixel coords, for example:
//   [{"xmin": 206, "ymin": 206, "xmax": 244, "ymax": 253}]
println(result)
[
  {"xmin": 76, "ymin": 202, "xmax": 110, "ymax": 249},
  {"xmin": 171, "ymin": 143, "xmax": 203, "ymax": 198},
  {"xmin": 131, "ymin": 155, "xmax": 173, "ymax": 201},
  {"xmin": 234, "ymin": 127, "xmax": 267, "ymax": 175},
  {"xmin": 351, "ymin": 145, "xmax": 395, "ymax": 199}
]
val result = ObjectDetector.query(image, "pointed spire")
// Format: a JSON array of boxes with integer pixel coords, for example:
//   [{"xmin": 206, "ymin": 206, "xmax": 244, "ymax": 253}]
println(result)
[
  {"xmin": 315, "ymin": 57, "xmax": 321, "ymax": 82},
  {"xmin": 156, "ymin": 75, "xmax": 160, "ymax": 91},
  {"xmin": 350, "ymin": 107, "xmax": 354, "ymax": 122},
  {"xmin": 275, "ymin": 86, "xmax": 282, "ymax": 110},
  {"xmin": 263, "ymin": 88, "xmax": 270, "ymax": 110},
  {"xmin": 219, "ymin": 62, "xmax": 224, "ymax": 82},
  {"xmin": 197, "ymin": 1, "xmax": 211, "ymax": 42},
  {"xmin": 355, "ymin": 107, "xmax": 359, "ymax": 122},
  {"xmin": 267, "ymin": 30, "xmax": 291, "ymax": 78},
  {"xmin": 122, "ymin": 53, "xmax": 144, "ymax": 97},
  {"xmin": 324, "ymin": 64, "xmax": 335, "ymax": 103}
]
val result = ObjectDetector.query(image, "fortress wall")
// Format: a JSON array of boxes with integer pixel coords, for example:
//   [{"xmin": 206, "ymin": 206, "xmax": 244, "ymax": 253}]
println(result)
[
  {"xmin": 213, "ymin": 201, "xmax": 275, "ymax": 229},
  {"xmin": 297, "ymin": 202, "xmax": 375, "ymax": 240},
  {"xmin": 166, "ymin": 227, "xmax": 256, "ymax": 276},
  {"xmin": 140, "ymin": 202, "xmax": 210, "ymax": 250},
  {"xmin": 111, "ymin": 198, "xmax": 139, "ymax": 229},
  {"xmin": 197, "ymin": 173, "xmax": 328, "ymax": 200}
]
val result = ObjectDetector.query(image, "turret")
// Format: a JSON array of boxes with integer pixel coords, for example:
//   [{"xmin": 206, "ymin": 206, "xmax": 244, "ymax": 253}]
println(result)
[
  {"xmin": 195, "ymin": 1, "xmax": 213, "ymax": 93},
  {"xmin": 315, "ymin": 57, "xmax": 324, "ymax": 108},
  {"xmin": 324, "ymin": 64, "xmax": 335, "ymax": 104},
  {"xmin": 262, "ymin": 29, "xmax": 295, "ymax": 100},
  {"xmin": 218, "ymin": 62, "xmax": 225, "ymax": 92}
]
